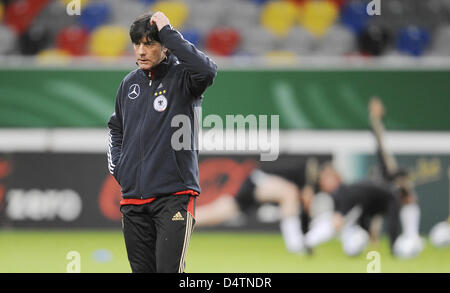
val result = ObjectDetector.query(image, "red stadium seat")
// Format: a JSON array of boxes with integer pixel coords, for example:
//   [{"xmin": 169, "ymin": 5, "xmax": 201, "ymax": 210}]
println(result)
[
  {"xmin": 56, "ymin": 25, "xmax": 89, "ymax": 56},
  {"xmin": 5, "ymin": 0, "xmax": 49, "ymax": 34},
  {"xmin": 328, "ymin": 0, "xmax": 347, "ymax": 8},
  {"xmin": 205, "ymin": 28, "xmax": 240, "ymax": 56}
]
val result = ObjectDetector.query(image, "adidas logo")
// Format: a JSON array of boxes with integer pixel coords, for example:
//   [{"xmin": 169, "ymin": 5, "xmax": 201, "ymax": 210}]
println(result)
[{"xmin": 172, "ymin": 211, "xmax": 184, "ymax": 221}]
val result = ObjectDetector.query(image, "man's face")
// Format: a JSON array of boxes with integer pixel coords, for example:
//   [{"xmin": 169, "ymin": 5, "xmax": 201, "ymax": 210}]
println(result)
[{"xmin": 134, "ymin": 36, "xmax": 167, "ymax": 71}]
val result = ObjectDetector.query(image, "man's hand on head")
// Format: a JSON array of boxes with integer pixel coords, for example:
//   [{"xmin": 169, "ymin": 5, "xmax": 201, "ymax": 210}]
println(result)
[{"xmin": 150, "ymin": 11, "xmax": 170, "ymax": 31}]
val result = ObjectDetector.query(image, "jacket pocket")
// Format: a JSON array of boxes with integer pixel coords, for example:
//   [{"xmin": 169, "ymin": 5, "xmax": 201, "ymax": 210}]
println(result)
[
  {"xmin": 170, "ymin": 149, "xmax": 186, "ymax": 183},
  {"xmin": 113, "ymin": 155, "xmax": 123, "ymax": 183}
]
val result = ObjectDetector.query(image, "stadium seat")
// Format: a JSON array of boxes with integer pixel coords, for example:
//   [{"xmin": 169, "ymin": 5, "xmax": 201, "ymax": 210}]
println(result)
[
  {"xmin": 36, "ymin": 48, "xmax": 72, "ymax": 65},
  {"xmin": 441, "ymin": 0, "xmax": 450, "ymax": 21},
  {"xmin": 357, "ymin": 24, "xmax": 390, "ymax": 56},
  {"xmin": 412, "ymin": 0, "xmax": 446, "ymax": 31},
  {"xmin": 223, "ymin": 0, "xmax": 260, "ymax": 30},
  {"xmin": 151, "ymin": 1, "xmax": 188, "ymax": 30},
  {"xmin": 180, "ymin": 29, "xmax": 201, "ymax": 47},
  {"xmin": 109, "ymin": 0, "xmax": 147, "ymax": 28},
  {"xmin": 430, "ymin": 25, "xmax": 450, "ymax": 56},
  {"xmin": 264, "ymin": 50, "xmax": 297, "ymax": 65},
  {"xmin": 18, "ymin": 23, "xmax": 52, "ymax": 55},
  {"xmin": 299, "ymin": 0, "xmax": 339, "ymax": 37},
  {"xmin": 32, "ymin": 0, "xmax": 76, "ymax": 39},
  {"xmin": 79, "ymin": 2, "xmax": 111, "ymax": 32},
  {"xmin": 0, "ymin": 25, "xmax": 16, "ymax": 54},
  {"xmin": 329, "ymin": 0, "xmax": 348, "ymax": 8},
  {"xmin": 251, "ymin": 0, "xmax": 270, "ymax": 6},
  {"xmin": 260, "ymin": 0, "xmax": 299, "ymax": 37},
  {"xmin": 396, "ymin": 26, "xmax": 430, "ymax": 57},
  {"xmin": 184, "ymin": 0, "xmax": 222, "ymax": 33},
  {"xmin": 88, "ymin": 25, "xmax": 129, "ymax": 57},
  {"xmin": 340, "ymin": 0, "xmax": 369, "ymax": 34},
  {"xmin": 375, "ymin": 0, "xmax": 416, "ymax": 36},
  {"xmin": 56, "ymin": 25, "xmax": 89, "ymax": 56},
  {"xmin": 205, "ymin": 27, "xmax": 240, "ymax": 56},
  {"xmin": 139, "ymin": 0, "xmax": 157, "ymax": 5},
  {"xmin": 285, "ymin": 0, "xmax": 307, "ymax": 6},
  {"xmin": 281, "ymin": 26, "xmax": 315, "ymax": 56},
  {"xmin": 0, "ymin": 2, "xmax": 4, "ymax": 22},
  {"xmin": 4, "ymin": 0, "xmax": 49, "ymax": 34},
  {"xmin": 383, "ymin": 0, "xmax": 416, "ymax": 20},
  {"xmin": 239, "ymin": 26, "xmax": 278, "ymax": 56},
  {"xmin": 316, "ymin": 24, "xmax": 356, "ymax": 56}
]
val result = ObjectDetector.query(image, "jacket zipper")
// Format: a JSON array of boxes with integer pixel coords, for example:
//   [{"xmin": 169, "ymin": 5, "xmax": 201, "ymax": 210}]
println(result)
[{"xmin": 137, "ymin": 71, "xmax": 155, "ymax": 198}]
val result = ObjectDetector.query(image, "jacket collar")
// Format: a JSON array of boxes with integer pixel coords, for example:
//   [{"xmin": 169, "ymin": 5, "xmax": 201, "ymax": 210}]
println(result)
[{"xmin": 137, "ymin": 53, "xmax": 174, "ymax": 80}]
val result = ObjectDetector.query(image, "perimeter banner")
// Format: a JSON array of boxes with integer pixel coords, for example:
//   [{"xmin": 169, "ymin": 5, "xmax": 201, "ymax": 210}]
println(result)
[
  {"xmin": 0, "ymin": 152, "xmax": 331, "ymax": 230},
  {"xmin": 0, "ymin": 69, "xmax": 449, "ymax": 130},
  {"xmin": 1, "ymin": 152, "xmax": 447, "ymax": 232}
]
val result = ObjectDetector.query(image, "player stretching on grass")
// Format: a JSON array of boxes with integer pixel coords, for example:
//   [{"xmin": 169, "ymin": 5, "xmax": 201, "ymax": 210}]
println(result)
[
  {"xmin": 369, "ymin": 97, "xmax": 422, "ymax": 246},
  {"xmin": 303, "ymin": 98, "xmax": 424, "ymax": 258},
  {"xmin": 107, "ymin": 12, "xmax": 217, "ymax": 272},
  {"xmin": 196, "ymin": 158, "xmax": 319, "ymax": 254}
]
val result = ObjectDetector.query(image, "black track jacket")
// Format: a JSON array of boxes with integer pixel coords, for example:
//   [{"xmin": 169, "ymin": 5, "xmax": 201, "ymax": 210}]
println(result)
[{"xmin": 107, "ymin": 25, "xmax": 217, "ymax": 199}]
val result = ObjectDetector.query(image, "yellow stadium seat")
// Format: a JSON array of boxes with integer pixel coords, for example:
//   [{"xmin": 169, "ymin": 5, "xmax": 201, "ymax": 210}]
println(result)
[
  {"xmin": 151, "ymin": 1, "xmax": 188, "ymax": 30},
  {"xmin": 36, "ymin": 49, "xmax": 72, "ymax": 65},
  {"xmin": 89, "ymin": 25, "xmax": 129, "ymax": 57},
  {"xmin": 261, "ymin": 1, "xmax": 299, "ymax": 37},
  {"xmin": 264, "ymin": 50, "xmax": 297, "ymax": 65},
  {"xmin": 298, "ymin": 0, "xmax": 338, "ymax": 37},
  {"xmin": 0, "ymin": 3, "xmax": 3, "ymax": 22}
]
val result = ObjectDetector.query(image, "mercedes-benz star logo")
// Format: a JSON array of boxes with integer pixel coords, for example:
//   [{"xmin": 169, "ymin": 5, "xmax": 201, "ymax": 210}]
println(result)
[{"xmin": 128, "ymin": 84, "xmax": 140, "ymax": 100}]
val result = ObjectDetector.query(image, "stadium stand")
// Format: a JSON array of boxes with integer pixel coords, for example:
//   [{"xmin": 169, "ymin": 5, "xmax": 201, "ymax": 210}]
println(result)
[{"xmin": 0, "ymin": 0, "xmax": 449, "ymax": 60}]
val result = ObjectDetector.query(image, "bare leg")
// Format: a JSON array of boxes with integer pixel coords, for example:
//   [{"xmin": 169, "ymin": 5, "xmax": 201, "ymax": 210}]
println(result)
[
  {"xmin": 253, "ymin": 175, "xmax": 300, "ymax": 218},
  {"xmin": 253, "ymin": 174, "xmax": 304, "ymax": 253},
  {"xmin": 195, "ymin": 195, "xmax": 240, "ymax": 227}
]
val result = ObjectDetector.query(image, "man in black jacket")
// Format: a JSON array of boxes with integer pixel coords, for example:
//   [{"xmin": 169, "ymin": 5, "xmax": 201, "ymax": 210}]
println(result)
[{"xmin": 107, "ymin": 12, "xmax": 217, "ymax": 273}]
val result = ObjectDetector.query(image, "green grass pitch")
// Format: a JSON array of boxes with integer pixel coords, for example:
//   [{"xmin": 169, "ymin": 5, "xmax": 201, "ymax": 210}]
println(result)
[{"xmin": 0, "ymin": 230, "xmax": 449, "ymax": 273}]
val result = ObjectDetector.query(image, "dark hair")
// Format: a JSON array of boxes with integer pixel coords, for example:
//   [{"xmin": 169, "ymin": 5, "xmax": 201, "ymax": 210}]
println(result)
[{"xmin": 129, "ymin": 13, "xmax": 161, "ymax": 44}]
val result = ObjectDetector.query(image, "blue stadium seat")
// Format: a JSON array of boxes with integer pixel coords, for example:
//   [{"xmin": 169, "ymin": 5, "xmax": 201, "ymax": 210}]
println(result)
[
  {"xmin": 79, "ymin": 2, "xmax": 111, "ymax": 32},
  {"xmin": 139, "ymin": 0, "xmax": 157, "ymax": 5},
  {"xmin": 180, "ymin": 29, "xmax": 201, "ymax": 47},
  {"xmin": 340, "ymin": 1, "xmax": 370, "ymax": 34},
  {"xmin": 250, "ymin": 0, "xmax": 270, "ymax": 6},
  {"xmin": 396, "ymin": 26, "xmax": 430, "ymax": 57}
]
